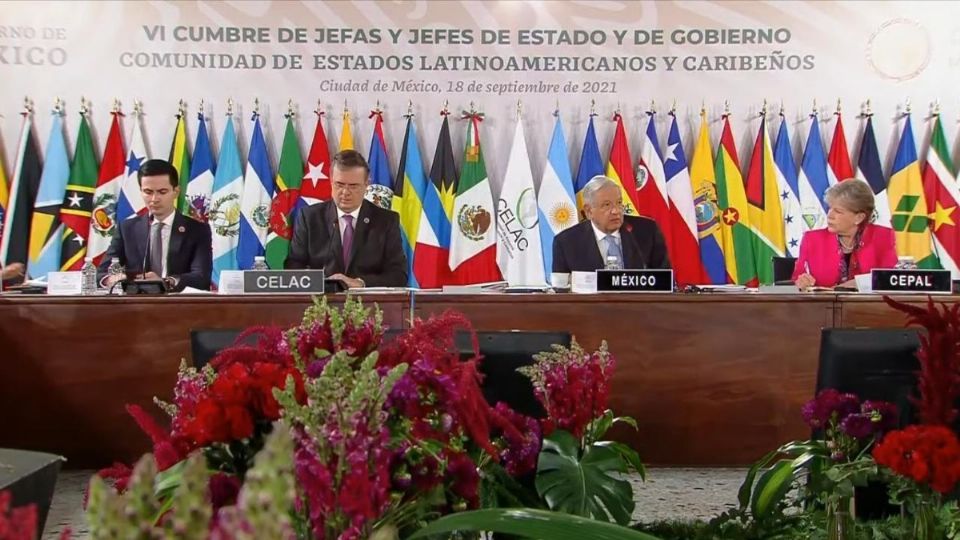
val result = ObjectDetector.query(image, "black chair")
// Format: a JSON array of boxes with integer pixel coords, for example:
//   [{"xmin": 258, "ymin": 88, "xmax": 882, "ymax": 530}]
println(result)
[
  {"xmin": 190, "ymin": 328, "xmax": 256, "ymax": 369},
  {"xmin": 815, "ymin": 328, "xmax": 922, "ymax": 519},
  {"xmin": 772, "ymin": 256, "xmax": 798, "ymax": 284}
]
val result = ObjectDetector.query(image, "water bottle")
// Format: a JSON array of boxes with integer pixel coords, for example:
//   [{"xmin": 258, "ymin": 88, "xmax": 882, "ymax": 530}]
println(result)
[
  {"xmin": 107, "ymin": 257, "xmax": 124, "ymax": 278},
  {"xmin": 252, "ymin": 256, "xmax": 269, "ymax": 271},
  {"xmin": 80, "ymin": 257, "xmax": 97, "ymax": 295},
  {"xmin": 895, "ymin": 256, "xmax": 917, "ymax": 270},
  {"xmin": 604, "ymin": 255, "xmax": 623, "ymax": 270}
]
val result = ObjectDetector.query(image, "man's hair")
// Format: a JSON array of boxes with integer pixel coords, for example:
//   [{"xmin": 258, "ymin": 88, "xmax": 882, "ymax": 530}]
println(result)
[
  {"xmin": 137, "ymin": 159, "xmax": 179, "ymax": 187},
  {"xmin": 332, "ymin": 149, "xmax": 370, "ymax": 177},
  {"xmin": 582, "ymin": 175, "xmax": 619, "ymax": 205}
]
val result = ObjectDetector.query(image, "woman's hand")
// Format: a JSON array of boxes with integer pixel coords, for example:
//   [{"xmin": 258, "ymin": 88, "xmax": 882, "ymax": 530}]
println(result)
[{"xmin": 795, "ymin": 272, "xmax": 816, "ymax": 290}]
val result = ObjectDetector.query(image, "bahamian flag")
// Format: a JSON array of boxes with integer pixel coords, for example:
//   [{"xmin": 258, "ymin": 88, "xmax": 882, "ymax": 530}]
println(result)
[
  {"xmin": 116, "ymin": 109, "xmax": 149, "ymax": 221},
  {"xmin": 185, "ymin": 112, "xmax": 216, "ymax": 223},
  {"xmin": 60, "ymin": 112, "xmax": 99, "ymax": 271},
  {"xmin": 169, "ymin": 109, "xmax": 192, "ymax": 214},
  {"xmin": 574, "ymin": 115, "xmax": 603, "ymax": 212},
  {"xmin": 237, "ymin": 112, "xmax": 274, "ymax": 270},
  {"xmin": 413, "ymin": 115, "xmax": 456, "ymax": 288},
  {"xmin": 210, "ymin": 116, "xmax": 244, "ymax": 288},
  {"xmin": 690, "ymin": 110, "xmax": 726, "ymax": 284},
  {"xmin": 745, "ymin": 114, "xmax": 786, "ymax": 284},
  {"xmin": 86, "ymin": 110, "xmax": 126, "ymax": 266},
  {"xmin": 888, "ymin": 114, "xmax": 938, "ymax": 268},
  {"xmin": 715, "ymin": 114, "xmax": 757, "ymax": 286},
  {"xmin": 537, "ymin": 114, "xmax": 577, "ymax": 281},
  {"xmin": 856, "ymin": 116, "xmax": 891, "ymax": 227},
  {"xmin": 364, "ymin": 110, "xmax": 394, "ymax": 210},
  {"xmin": 28, "ymin": 110, "xmax": 69, "ymax": 278},
  {"xmin": 922, "ymin": 114, "xmax": 960, "ymax": 277},
  {"xmin": 773, "ymin": 113, "xmax": 805, "ymax": 257},
  {"xmin": 0, "ymin": 110, "xmax": 41, "ymax": 268},
  {"xmin": 798, "ymin": 115, "xmax": 830, "ymax": 230},
  {"xmin": 392, "ymin": 117, "xmax": 428, "ymax": 286},
  {"xmin": 265, "ymin": 115, "xmax": 304, "ymax": 270}
]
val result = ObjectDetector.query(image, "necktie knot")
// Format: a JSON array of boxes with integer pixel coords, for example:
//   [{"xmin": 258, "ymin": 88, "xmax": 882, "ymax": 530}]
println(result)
[{"xmin": 343, "ymin": 215, "xmax": 354, "ymax": 226}]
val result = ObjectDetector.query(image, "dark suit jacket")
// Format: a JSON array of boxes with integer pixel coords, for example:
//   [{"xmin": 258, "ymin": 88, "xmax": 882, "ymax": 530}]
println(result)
[
  {"xmin": 552, "ymin": 215, "xmax": 670, "ymax": 273},
  {"xmin": 98, "ymin": 213, "xmax": 212, "ymax": 291},
  {"xmin": 285, "ymin": 200, "xmax": 407, "ymax": 287}
]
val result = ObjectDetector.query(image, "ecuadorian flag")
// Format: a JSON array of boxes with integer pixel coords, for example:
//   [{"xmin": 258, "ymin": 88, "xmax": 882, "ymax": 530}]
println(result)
[{"xmin": 689, "ymin": 110, "xmax": 726, "ymax": 284}]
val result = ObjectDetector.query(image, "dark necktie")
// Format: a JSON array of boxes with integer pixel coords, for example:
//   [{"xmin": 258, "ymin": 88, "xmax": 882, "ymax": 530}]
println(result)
[
  {"xmin": 147, "ymin": 221, "xmax": 164, "ymax": 275},
  {"xmin": 341, "ymin": 214, "xmax": 354, "ymax": 269}
]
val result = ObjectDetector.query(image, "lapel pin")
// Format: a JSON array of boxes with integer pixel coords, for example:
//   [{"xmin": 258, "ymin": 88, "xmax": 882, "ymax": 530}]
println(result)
[
  {"xmin": 363, "ymin": 217, "xmax": 370, "ymax": 224},
  {"xmin": 178, "ymin": 225, "xmax": 186, "ymax": 233}
]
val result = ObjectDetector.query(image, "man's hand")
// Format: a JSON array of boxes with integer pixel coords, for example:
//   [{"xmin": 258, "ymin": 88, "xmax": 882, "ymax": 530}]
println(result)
[
  {"xmin": 104, "ymin": 274, "xmax": 124, "ymax": 288},
  {"xmin": 329, "ymin": 273, "xmax": 364, "ymax": 289},
  {"xmin": 1, "ymin": 262, "xmax": 25, "ymax": 281},
  {"xmin": 141, "ymin": 272, "xmax": 161, "ymax": 280}
]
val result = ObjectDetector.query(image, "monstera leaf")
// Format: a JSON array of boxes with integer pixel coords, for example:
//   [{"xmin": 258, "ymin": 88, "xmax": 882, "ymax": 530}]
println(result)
[
  {"xmin": 408, "ymin": 508, "xmax": 662, "ymax": 540},
  {"xmin": 535, "ymin": 430, "xmax": 635, "ymax": 525}
]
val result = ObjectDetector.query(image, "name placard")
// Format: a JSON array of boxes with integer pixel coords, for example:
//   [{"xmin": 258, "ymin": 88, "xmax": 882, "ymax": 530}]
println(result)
[
  {"xmin": 596, "ymin": 269, "xmax": 674, "ymax": 293},
  {"xmin": 46, "ymin": 272, "xmax": 82, "ymax": 295},
  {"xmin": 243, "ymin": 270, "xmax": 325, "ymax": 294},
  {"xmin": 871, "ymin": 269, "xmax": 952, "ymax": 294}
]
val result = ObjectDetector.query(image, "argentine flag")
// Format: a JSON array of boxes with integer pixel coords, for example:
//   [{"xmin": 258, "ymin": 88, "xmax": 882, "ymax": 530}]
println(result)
[
  {"xmin": 117, "ymin": 112, "xmax": 149, "ymax": 221},
  {"xmin": 537, "ymin": 115, "xmax": 577, "ymax": 281},
  {"xmin": 210, "ymin": 116, "xmax": 244, "ymax": 286},
  {"xmin": 237, "ymin": 113, "xmax": 274, "ymax": 270}
]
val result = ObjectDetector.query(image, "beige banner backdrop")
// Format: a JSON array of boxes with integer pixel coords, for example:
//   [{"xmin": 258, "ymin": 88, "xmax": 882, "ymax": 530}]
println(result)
[{"xmin": 1, "ymin": 0, "xmax": 958, "ymax": 193}]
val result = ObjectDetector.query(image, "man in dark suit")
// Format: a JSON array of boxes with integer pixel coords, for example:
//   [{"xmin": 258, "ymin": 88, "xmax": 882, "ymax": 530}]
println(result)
[
  {"xmin": 285, "ymin": 150, "xmax": 406, "ymax": 288},
  {"xmin": 553, "ymin": 175, "xmax": 669, "ymax": 276},
  {"xmin": 100, "ymin": 159, "xmax": 212, "ymax": 291}
]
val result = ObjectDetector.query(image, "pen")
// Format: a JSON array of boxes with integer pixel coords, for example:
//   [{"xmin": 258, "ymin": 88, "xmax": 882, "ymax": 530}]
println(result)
[{"xmin": 804, "ymin": 261, "xmax": 811, "ymax": 275}]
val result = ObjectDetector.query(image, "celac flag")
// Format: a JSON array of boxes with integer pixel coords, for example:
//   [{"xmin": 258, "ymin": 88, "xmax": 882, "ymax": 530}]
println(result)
[
  {"xmin": 537, "ymin": 114, "xmax": 577, "ymax": 281},
  {"xmin": 827, "ymin": 112, "xmax": 854, "ymax": 186},
  {"xmin": 922, "ymin": 114, "xmax": 960, "ymax": 277},
  {"xmin": 496, "ymin": 115, "xmax": 545, "ymax": 286},
  {"xmin": 856, "ymin": 116, "xmax": 891, "ymax": 227},
  {"xmin": 414, "ymin": 115, "xmax": 456, "ymax": 288},
  {"xmin": 301, "ymin": 111, "xmax": 331, "ymax": 205},
  {"xmin": 888, "ymin": 114, "xmax": 938, "ymax": 268},
  {"xmin": 664, "ymin": 111, "xmax": 704, "ymax": 285},
  {"xmin": 605, "ymin": 113, "xmax": 640, "ymax": 216},
  {"xmin": 715, "ymin": 114, "xmax": 757, "ymax": 286},
  {"xmin": 690, "ymin": 110, "xmax": 726, "ymax": 284},
  {"xmin": 185, "ymin": 112, "xmax": 216, "ymax": 223},
  {"xmin": 87, "ymin": 110, "xmax": 126, "ymax": 266},
  {"xmin": 60, "ymin": 111, "xmax": 99, "ymax": 271},
  {"xmin": 773, "ymin": 112, "xmax": 805, "ymax": 257},
  {"xmin": 116, "ymin": 108, "xmax": 149, "ymax": 221},
  {"xmin": 636, "ymin": 112, "xmax": 672, "ymax": 253},
  {"xmin": 364, "ymin": 109, "xmax": 394, "ymax": 210},
  {"xmin": 798, "ymin": 114, "xmax": 830, "ymax": 230},
  {"xmin": 744, "ymin": 114, "xmax": 786, "ymax": 284},
  {"xmin": 0, "ymin": 109, "xmax": 41, "ymax": 268},
  {"xmin": 574, "ymin": 116, "xmax": 603, "ymax": 211},
  {"xmin": 265, "ymin": 114, "xmax": 304, "ymax": 270},
  {"xmin": 169, "ymin": 109, "xmax": 191, "ymax": 214},
  {"xmin": 28, "ymin": 110, "xmax": 69, "ymax": 278},
  {"xmin": 210, "ymin": 116, "xmax": 244, "ymax": 287},
  {"xmin": 392, "ymin": 117, "xmax": 428, "ymax": 286},
  {"xmin": 237, "ymin": 112, "xmax": 274, "ymax": 269}
]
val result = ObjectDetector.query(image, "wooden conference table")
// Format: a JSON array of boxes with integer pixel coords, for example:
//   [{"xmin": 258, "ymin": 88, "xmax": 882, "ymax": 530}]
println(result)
[{"xmin": 0, "ymin": 292, "xmax": 946, "ymax": 468}]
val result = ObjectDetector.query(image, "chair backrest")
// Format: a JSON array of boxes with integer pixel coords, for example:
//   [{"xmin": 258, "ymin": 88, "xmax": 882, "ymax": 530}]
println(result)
[
  {"xmin": 816, "ymin": 328, "xmax": 921, "ymax": 426},
  {"xmin": 190, "ymin": 329, "xmax": 247, "ymax": 369},
  {"xmin": 772, "ymin": 256, "xmax": 798, "ymax": 283}
]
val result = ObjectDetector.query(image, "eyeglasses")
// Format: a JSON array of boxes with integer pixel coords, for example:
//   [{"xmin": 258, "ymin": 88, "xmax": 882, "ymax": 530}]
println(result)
[
  {"xmin": 595, "ymin": 201, "xmax": 626, "ymax": 213},
  {"xmin": 333, "ymin": 182, "xmax": 366, "ymax": 192}
]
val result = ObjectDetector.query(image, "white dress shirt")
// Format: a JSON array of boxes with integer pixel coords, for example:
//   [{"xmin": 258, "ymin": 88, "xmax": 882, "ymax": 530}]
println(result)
[
  {"xmin": 591, "ymin": 221, "xmax": 621, "ymax": 261},
  {"xmin": 336, "ymin": 206, "xmax": 361, "ymax": 242}
]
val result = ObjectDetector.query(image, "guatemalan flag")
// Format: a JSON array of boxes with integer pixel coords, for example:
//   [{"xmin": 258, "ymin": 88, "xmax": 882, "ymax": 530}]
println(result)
[
  {"xmin": 210, "ymin": 116, "xmax": 244, "ymax": 287},
  {"xmin": 116, "ymin": 110, "xmax": 149, "ymax": 221},
  {"xmin": 537, "ymin": 114, "xmax": 577, "ymax": 282},
  {"xmin": 237, "ymin": 112, "xmax": 274, "ymax": 270}
]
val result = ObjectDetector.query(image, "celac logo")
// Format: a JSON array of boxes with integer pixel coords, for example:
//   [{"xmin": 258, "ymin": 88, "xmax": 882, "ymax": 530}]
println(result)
[{"xmin": 891, "ymin": 195, "xmax": 929, "ymax": 232}]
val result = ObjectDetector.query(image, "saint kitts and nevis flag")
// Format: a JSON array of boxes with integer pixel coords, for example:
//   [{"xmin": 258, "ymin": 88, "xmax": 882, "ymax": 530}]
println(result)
[
  {"xmin": 413, "ymin": 114, "xmax": 456, "ymax": 288},
  {"xmin": 185, "ymin": 112, "xmax": 216, "ymax": 223},
  {"xmin": 86, "ymin": 110, "xmax": 126, "ymax": 266},
  {"xmin": 169, "ymin": 109, "xmax": 191, "ymax": 215},
  {"xmin": 537, "ymin": 114, "xmax": 578, "ymax": 281},
  {"xmin": 574, "ymin": 115, "xmax": 604, "ymax": 212},
  {"xmin": 60, "ymin": 112, "xmax": 100, "ymax": 271},
  {"xmin": 921, "ymin": 114, "xmax": 958, "ymax": 275},
  {"xmin": 888, "ymin": 114, "xmax": 938, "ymax": 268},
  {"xmin": 116, "ymin": 109, "xmax": 149, "ymax": 222},
  {"xmin": 636, "ymin": 111, "xmax": 672, "ymax": 261},
  {"xmin": 449, "ymin": 115, "xmax": 502, "ymax": 284},
  {"xmin": 393, "ymin": 116, "xmax": 428, "ymax": 286},
  {"xmin": 300, "ymin": 111, "xmax": 332, "ymax": 205},
  {"xmin": 365, "ymin": 110, "xmax": 394, "ymax": 210},
  {"xmin": 715, "ymin": 114, "xmax": 757, "ymax": 286},
  {"xmin": 0, "ymin": 109, "xmax": 41, "ymax": 269},
  {"xmin": 496, "ymin": 114, "xmax": 545, "ymax": 286},
  {"xmin": 265, "ymin": 115, "xmax": 304, "ymax": 269},
  {"xmin": 606, "ymin": 113, "xmax": 640, "ymax": 216},
  {"xmin": 690, "ymin": 110, "xmax": 726, "ymax": 284},
  {"xmin": 237, "ymin": 112, "xmax": 274, "ymax": 269},
  {"xmin": 663, "ymin": 111, "xmax": 704, "ymax": 285},
  {"xmin": 744, "ymin": 113, "xmax": 786, "ymax": 284},
  {"xmin": 210, "ymin": 115, "xmax": 244, "ymax": 288},
  {"xmin": 28, "ymin": 110, "xmax": 70, "ymax": 278}
]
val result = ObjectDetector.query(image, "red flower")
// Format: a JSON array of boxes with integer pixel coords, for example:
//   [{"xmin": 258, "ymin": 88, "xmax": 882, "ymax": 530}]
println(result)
[
  {"xmin": 0, "ymin": 491, "xmax": 37, "ymax": 540},
  {"xmin": 873, "ymin": 425, "xmax": 960, "ymax": 494}
]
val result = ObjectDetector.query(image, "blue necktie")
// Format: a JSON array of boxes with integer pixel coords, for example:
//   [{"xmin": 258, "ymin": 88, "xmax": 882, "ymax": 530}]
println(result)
[{"xmin": 605, "ymin": 235, "xmax": 622, "ymax": 265}]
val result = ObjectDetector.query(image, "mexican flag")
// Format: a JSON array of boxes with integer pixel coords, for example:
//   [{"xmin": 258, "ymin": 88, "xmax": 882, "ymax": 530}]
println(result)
[{"xmin": 448, "ymin": 116, "xmax": 502, "ymax": 284}]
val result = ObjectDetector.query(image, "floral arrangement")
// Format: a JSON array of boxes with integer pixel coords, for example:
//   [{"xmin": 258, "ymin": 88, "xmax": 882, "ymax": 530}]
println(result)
[
  {"xmin": 82, "ymin": 296, "xmax": 638, "ymax": 539},
  {"xmin": 0, "ymin": 490, "xmax": 39, "ymax": 540}
]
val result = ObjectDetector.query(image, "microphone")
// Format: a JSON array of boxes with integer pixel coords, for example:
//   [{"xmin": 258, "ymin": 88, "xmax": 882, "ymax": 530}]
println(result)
[{"xmin": 140, "ymin": 214, "xmax": 153, "ymax": 279}]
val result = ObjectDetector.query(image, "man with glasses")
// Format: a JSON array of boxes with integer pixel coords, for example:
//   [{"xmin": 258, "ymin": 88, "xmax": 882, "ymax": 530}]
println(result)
[
  {"xmin": 552, "ymin": 175, "xmax": 669, "ymax": 278},
  {"xmin": 286, "ymin": 149, "xmax": 407, "ymax": 288}
]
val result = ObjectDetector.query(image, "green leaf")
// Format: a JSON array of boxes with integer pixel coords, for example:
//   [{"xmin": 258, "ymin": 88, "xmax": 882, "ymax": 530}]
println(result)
[
  {"xmin": 153, "ymin": 459, "xmax": 186, "ymax": 498},
  {"xmin": 611, "ymin": 416, "xmax": 638, "ymax": 431},
  {"xmin": 750, "ymin": 453, "xmax": 812, "ymax": 520},
  {"xmin": 595, "ymin": 441, "xmax": 646, "ymax": 480},
  {"xmin": 408, "ymin": 508, "xmax": 663, "ymax": 540},
  {"xmin": 738, "ymin": 449, "xmax": 777, "ymax": 511},
  {"xmin": 535, "ymin": 430, "xmax": 635, "ymax": 525}
]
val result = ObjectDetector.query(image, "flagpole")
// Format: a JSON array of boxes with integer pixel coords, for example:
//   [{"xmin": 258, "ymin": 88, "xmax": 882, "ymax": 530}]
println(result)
[{"xmin": 226, "ymin": 98, "xmax": 233, "ymax": 118}]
